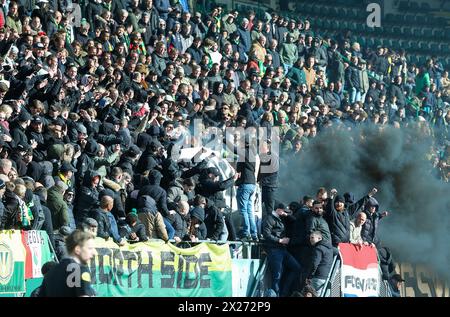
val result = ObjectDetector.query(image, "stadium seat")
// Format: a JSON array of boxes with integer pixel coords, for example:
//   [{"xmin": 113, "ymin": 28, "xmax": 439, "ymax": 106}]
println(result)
[
  {"xmin": 349, "ymin": 8, "xmax": 358, "ymax": 19},
  {"xmin": 430, "ymin": 42, "xmax": 440, "ymax": 54},
  {"xmin": 366, "ymin": 37, "xmax": 375, "ymax": 47}
]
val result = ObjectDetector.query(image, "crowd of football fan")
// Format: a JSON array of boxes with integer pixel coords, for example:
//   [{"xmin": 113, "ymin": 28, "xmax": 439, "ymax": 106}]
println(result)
[{"xmin": 0, "ymin": 0, "xmax": 448, "ymax": 297}]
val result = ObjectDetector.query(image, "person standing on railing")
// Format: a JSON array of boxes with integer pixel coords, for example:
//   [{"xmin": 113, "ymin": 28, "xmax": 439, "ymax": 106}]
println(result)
[
  {"xmin": 262, "ymin": 202, "xmax": 300, "ymax": 297},
  {"xmin": 305, "ymin": 231, "xmax": 333, "ymax": 294}
]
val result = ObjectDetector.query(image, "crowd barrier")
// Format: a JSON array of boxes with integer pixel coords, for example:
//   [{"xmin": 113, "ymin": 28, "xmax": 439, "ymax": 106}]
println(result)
[{"xmin": 0, "ymin": 230, "xmax": 261, "ymax": 297}]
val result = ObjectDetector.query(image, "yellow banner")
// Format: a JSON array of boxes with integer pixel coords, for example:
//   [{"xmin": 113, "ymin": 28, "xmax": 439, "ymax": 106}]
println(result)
[{"xmin": 89, "ymin": 238, "xmax": 233, "ymax": 297}]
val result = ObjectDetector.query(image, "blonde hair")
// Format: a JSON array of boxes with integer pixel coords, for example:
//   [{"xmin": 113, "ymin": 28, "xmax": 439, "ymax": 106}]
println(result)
[
  {"xmin": 63, "ymin": 144, "xmax": 75, "ymax": 162},
  {"xmin": 14, "ymin": 183, "xmax": 27, "ymax": 199},
  {"xmin": 0, "ymin": 104, "xmax": 13, "ymax": 118}
]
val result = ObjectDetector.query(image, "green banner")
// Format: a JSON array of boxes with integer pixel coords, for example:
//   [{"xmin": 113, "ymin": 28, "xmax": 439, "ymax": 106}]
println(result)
[
  {"xmin": 90, "ymin": 238, "xmax": 233, "ymax": 297},
  {"xmin": 0, "ymin": 231, "xmax": 26, "ymax": 294}
]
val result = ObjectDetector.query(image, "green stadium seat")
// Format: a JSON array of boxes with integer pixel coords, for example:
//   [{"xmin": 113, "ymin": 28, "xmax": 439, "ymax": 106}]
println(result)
[
  {"xmin": 430, "ymin": 43, "xmax": 440, "ymax": 54},
  {"xmin": 366, "ymin": 37, "xmax": 375, "ymax": 47}
]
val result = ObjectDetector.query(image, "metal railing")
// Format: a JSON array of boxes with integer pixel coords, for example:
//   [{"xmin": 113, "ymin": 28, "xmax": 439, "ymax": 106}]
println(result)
[
  {"xmin": 319, "ymin": 254, "xmax": 340, "ymax": 297},
  {"xmin": 319, "ymin": 251, "xmax": 393, "ymax": 297},
  {"xmin": 249, "ymin": 258, "xmax": 269, "ymax": 297}
]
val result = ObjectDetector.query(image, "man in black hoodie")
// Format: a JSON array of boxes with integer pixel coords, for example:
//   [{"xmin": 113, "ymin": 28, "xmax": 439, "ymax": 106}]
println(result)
[
  {"xmin": 75, "ymin": 138, "xmax": 98, "ymax": 187},
  {"xmin": 204, "ymin": 198, "xmax": 226, "ymax": 242},
  {"xmin": 74, "ymin": 170, "xmax": 102, "ymax": 225},
  {"xmin": 361, "ymin": 197, "xmax": 389, "ymax": 248},
  {"xmin": 189, "ymin": 195, "xmax": 207, "ymax": 241},
  {"xmin": 138, "ymin": 169, "xmax": 175, "ymax": 239}
]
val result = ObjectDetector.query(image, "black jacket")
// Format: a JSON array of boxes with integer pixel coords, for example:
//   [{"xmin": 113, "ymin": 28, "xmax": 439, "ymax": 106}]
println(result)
[
  {"xmin": 138, "ymin": 170, "xmax": 169, "ymax": 217},
  {"xmin": 196, "ymin": 174, "xmax": 234, "ymax": 209},
  {"xmin": 190, "ymin": 206, "xmax": 207, "ymax": 240},
  {"xmin": 258, "ymin": 152, "xmax": 279, "ymax": 188},
  {"xmin": 262, "ymin": 212, "xmax": 292, "ymax": 248},
  {"xmin": 235, "ymin": 148, "xmax": 256, "ymax": 185},
  {"xmin": 345, "ymin": 65, "xmax": 361, "ymax": 90},
  {"xmin": 171, "ymin": 211, "xmax": 189, "ymax": 240},
  {"xmin": 306, "ymin": 240, "xmax": 334, "ymax": 279},
  {"xmin": 74, "ymin": 170, "xmax": 101, "ymax": 223},
  {"xmin": 304, "ymin": 211, "xmax": 331, "ymax": 244},
  {"xmin": 362, "ymin": 211, "xmax": 385, "ymax": 246},
  {"xmin": 388, "ymin": 84, "xmax": 406, "ymax": 107},
  {"xmin": 324, "ymin": 197, "xmax": 352, "ymax": 246},
  {"xmin": 204, "ymin": 202, "xmax": 225, "ymax": 241}
]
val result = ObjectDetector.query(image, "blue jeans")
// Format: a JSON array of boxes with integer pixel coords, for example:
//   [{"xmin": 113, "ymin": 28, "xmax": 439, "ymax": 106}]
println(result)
[
  {"xmin": 311, "ymin": 278, "xmax": 326, "ymax": 293},
  {"xmin": 267, "ymin": 247, "xmax": 301, "ymax": 297},
  {"xmin": 163, "ymin": 217, "xmax": 175, "ymax": 240},
  {"xmin": 283, "ymin": 63, "xmax": 293, "ymax": 75},
  {"xmin": 350, "ymin": 87, "xmax": 361, "ymax": 104},
  {"xmin": 237, "ymin": 183, "xmax": 257, "ymax": 238}
]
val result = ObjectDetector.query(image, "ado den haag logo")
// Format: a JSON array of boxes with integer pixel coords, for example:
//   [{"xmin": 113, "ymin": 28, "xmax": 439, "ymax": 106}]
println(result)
[{"xmin": 0, "ymin": 243, "xmax": 14, "ymax": 285}]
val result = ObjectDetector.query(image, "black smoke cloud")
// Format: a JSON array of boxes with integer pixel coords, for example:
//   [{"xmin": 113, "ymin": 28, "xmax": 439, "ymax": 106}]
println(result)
[{"xmin": 278, "ymin": 124, "xmax": 450, "ymax": 280}]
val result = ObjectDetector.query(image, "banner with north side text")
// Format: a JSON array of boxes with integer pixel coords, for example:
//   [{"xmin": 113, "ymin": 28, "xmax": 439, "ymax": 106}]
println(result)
[
  {"xmin": 339, "ymin": 243, "xmax": 380, "ymax": 297},
  {"xmin": 0, "ymin": 230, "xmax": 26, "ymax": 294},
  {"xmin": 89, "ymin": 238, "xmax": 233, "ymax": 297}
]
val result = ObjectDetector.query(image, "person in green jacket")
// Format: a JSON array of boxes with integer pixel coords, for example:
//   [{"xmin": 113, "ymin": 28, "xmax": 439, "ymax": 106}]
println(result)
[
  {"xmin": 286, "ymin": 58, "xmax": 307, "ymax": 88},
  {"xmin": 415, "ymin": 66, "xmax": 431, "ymax": 95},
  {"xmin": 47, "ymin": 181, "xmax": 69, "ymax": 231},
  {"xmin": 5, "ymin": 2, "xmax": 22, "ymax": 34},
  {"xmin": 279, "ymin": 34, "xmax": 298, "ymax": 75}
]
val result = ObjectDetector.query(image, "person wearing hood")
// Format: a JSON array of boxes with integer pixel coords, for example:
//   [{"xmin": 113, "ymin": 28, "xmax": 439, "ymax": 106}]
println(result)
[
  {"xmin": 138, "ymin": 169, "xmax": 169, "ymax": 216},
  {"xmin": 204, "ymin": 198, "xmax": 227, "ymax": 242},
  {"xmin": 47, "ymin": 181, "xmax": 70, "ymax": 232},
  {"xmin": 137, "ymin": 195, "xmax": 168, "ymax": 241},
  {"xmin": 136, "ymin": 140, "xmax": 161, "ymax": 174},
  {"xmin": 196, "ymin": 167, "xmax": 237, "ymax": 210},
  {"xmin": 167, "ymin": 177, "xmax": 193, "ymax": 203},
  {"xmin": 75, "ymin": 138, "xmax": 98, "ymax": 186},
  {"xmin": 323, "ymin": 193, "xmax": 352, "ymax": 247},
  {"xmin": 138, "ymin": 169, "xmax": 175, "ymax": 239},
  {"xmin": 188, "ymin": 195, "xmax": 207, "ymax": 241},
  {"xmin": 323, "ymin": 188, "xmax": 376, "ymax": 247},
  {"xmin": 74, "ymin": 170, "xmax": 102, "ymax": 224},
  {"xmin": 361, "ymin": 196, "xmax": 389, "ymax": 248}
]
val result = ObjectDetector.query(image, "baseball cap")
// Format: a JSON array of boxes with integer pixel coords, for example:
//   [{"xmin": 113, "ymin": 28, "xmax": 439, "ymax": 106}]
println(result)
[
  {"xmin": 31, "ymin": 116, "xmax": 43, "ymax": 124},
  {"xmin": 18, "ymin": 111, "xmax": 32, "ymax": 122},
  {"xmin": 60, "ymin": 162, "xmax": 77, "ymax": 173},
  {"xmin": 391, "ymin": 274, "xmax": 405, "ymax": 282},
  {"xmin": 33, "ymin": 42, "xmax": 45, "ymax": 49}
]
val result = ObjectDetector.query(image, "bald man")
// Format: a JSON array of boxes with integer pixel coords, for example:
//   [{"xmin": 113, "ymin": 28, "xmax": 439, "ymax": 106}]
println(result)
[
  {"xmin": 171, "ymin": 201, "xmax": 190, "ymax": 242},
  {"xmin": 91, "ymin": 195, "xmax": 126, "ymax": 246}
]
